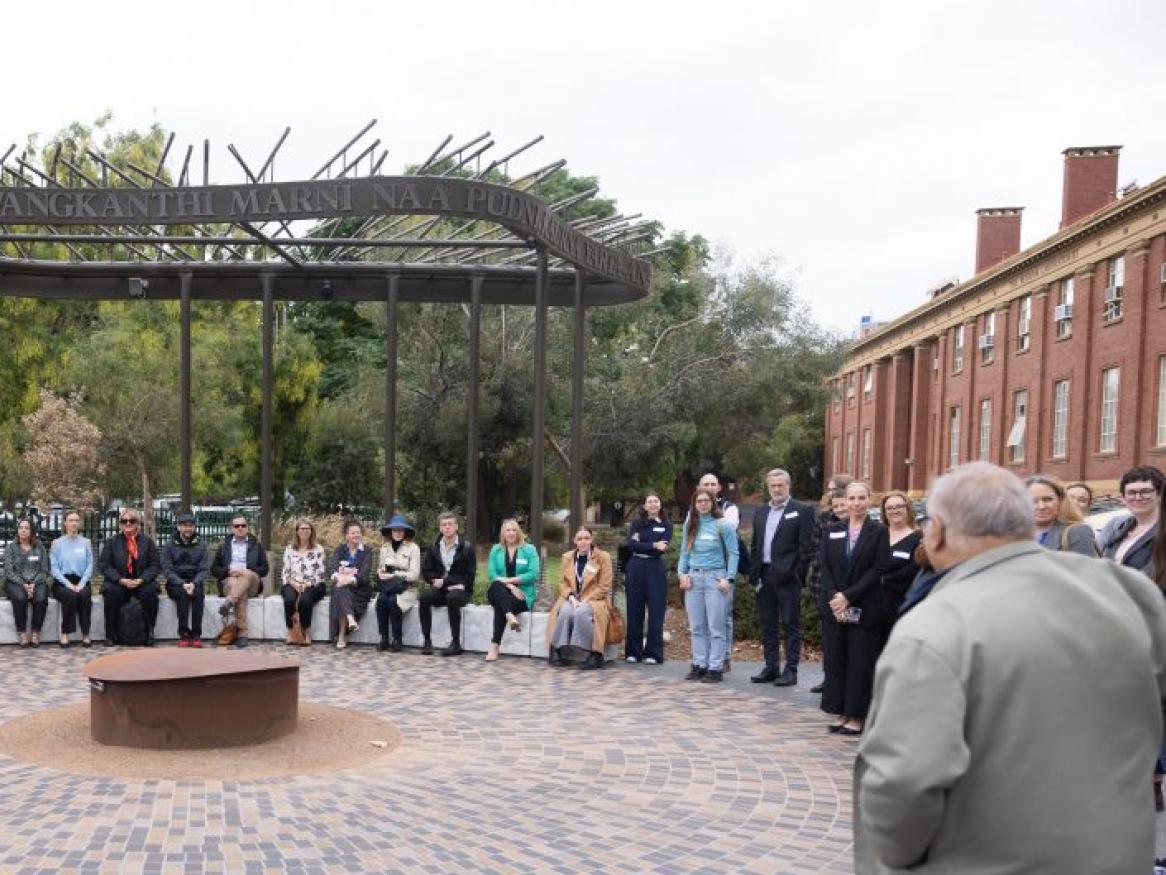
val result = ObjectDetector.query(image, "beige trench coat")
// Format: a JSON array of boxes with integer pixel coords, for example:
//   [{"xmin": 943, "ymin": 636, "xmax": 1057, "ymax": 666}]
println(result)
[{"xmin": 547, "ymin": 547, "xmax": 614, "ymax": 654}]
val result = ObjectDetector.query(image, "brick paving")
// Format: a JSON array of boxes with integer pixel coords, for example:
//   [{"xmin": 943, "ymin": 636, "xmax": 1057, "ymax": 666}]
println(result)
[{"xmin": 0, "ymin": 645, "xmax": 856, "ymax": 874}]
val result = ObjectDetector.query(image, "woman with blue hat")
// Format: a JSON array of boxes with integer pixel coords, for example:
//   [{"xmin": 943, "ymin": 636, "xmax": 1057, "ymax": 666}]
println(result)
[{"xmin": 376, "ymin": 514, "xmax": 421, "ymax": 652}]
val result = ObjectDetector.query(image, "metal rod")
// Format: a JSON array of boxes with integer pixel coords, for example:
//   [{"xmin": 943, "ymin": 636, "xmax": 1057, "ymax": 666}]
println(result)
[
  {"xmin": 255, "ymin": 127, "xmax": 291, "ymax": 183},
  {"xmin": 179, "ymin": 271, "xmax": 193, "ymax": 511},
  {"xmin": 423, "ymin": 132, "xmax": 491, "ymax": 174},
  {"xmin": 260, "ymin": 273, "xmax": 275, "ymax": 551},
  {"xmin": 571, "ymin": 269, "xmax": 586, "ymax": 536},
  {"xmin": 203, "ymin": 139, "xmax": 209, "ymax": 186},
  {"xmin": 530, "ymin": 247, "xmax": 548, "ymax": 548},
  {"xmin": 0, "ymin": 233, "xmax": 530, "ymax": 249},
  {"xmin": 467, "ymin": 274, "xmax": 482, "ymax": 542},
  {"xmin": 384, "ymin": 274, "xmax": 399, "ymax": 513},
  {"xmin": 311, "ymin": 119, "xmax": 377, "ymax": 180},
  {"xmin": 337, "ymin": 138, "xmax": 381, "ymax": 178},
  {"xmin": 414, "ymin": 134, "xmax": 452, "ymax": 175},
  {"xmin": 152, "ymin": 132, "xmax": 175, "ymax": 186},
  {"xmin": 481, "ymin": 134, "xmax": 544, "ymax": 176},
  {"xmin": 178, "ymin": 144, "xmax": 193, "ymax": 187}
]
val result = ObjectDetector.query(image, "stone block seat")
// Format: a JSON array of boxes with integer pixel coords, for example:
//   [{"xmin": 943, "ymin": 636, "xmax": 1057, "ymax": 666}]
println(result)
[{"xmin": 0, "ymin": 594, "xmax": 619, "ymax": 659}]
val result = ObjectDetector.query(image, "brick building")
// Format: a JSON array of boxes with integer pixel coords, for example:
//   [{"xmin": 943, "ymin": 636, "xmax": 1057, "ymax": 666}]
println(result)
[{"xmin": 825, "ymin": 146, "xmax": 1166, "ymax": 497}]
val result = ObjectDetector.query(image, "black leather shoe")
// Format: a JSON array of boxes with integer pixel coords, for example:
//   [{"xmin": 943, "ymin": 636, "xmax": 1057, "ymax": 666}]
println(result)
[
  {"xmin": 578, "ymin": 652, "xmax": 604, "ymax": 670},
  {"xmin": 684, "ymin": 665, "xmax": 706, "ymax": 681},
  {"xmin": 377, "ymin": 637, "xmax": 390, "ymax": 652},
  {"xmin": 389, "ymin": 639, "xmax": 403, "ymax": 653},
  {"xmin": 440, "ymin": 642, "xmax": 463, "ymax": 657},
  {"xmin": 701, "ymin": 669, "xmax": 723, "ymax": 683},
  {"xmin": 421, "ymin": 639, "xmax": 434, "ymax": 655},
  {"xmin": 751, "ymin": 667, "xmax": 780, "ymax": 684},
  {"xmin": 548, "ymin": 647, "xmax": 565, "ymax": 667},
  {"xmin": 810, "ymin": 682, "xmax": 824, "ymax": 694},
  {"xmin": 774, "ymin": 670, "xmax": 798, "ymax": 687}
]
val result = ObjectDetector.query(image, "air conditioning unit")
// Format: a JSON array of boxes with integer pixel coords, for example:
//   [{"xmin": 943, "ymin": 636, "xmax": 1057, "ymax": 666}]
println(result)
[
  {"xmin": 1103, "ymin": 284, "xmax": 1122, "ymax": 302},
  {"xmin": 1054, "ymin": 304, "xmax": 1073, "ymax": 321},
  {"xmin": 978, "ymin": 334, "xmax": 995, "ymax": 350}
]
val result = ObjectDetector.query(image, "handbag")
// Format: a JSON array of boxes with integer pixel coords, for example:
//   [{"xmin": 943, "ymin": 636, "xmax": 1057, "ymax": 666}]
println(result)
[
  {"xmin": 605, "ymin": 601, "xmax": 626, "ymax": 644},
  {"xmin": 396, "ymin": 586, "xmax": 419, "ymax": 613},
  {"xmin": 287, "ymin": 594, "xmax": 308, "ymax": 645},
  {"xmin": 216, "ymin": 621, "xmax": 238, "ymax": 646}
]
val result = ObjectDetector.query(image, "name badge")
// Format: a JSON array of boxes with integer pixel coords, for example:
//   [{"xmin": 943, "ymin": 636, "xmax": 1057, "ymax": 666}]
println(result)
[
  {"xmin": 652, "ymin": 526, "xmax": 666, "ymax": 533},
  {"xmin": 585, "ymin": 564, "xmax": 598, "ymax": 573},
  {"xmin": 517, "ymin": 558, "xmax": 528, "ymax": 566},
  {"xmin": 829, "ymin": 531, "xmax": 846, "ymax": 540},
  {"xmin": 892, "ymin": 550, "xmax": 912, "ymax": 559},
  {"xmin": 698, "ymin": 533, "xmax": 716, "ymax": 541},
  {"xmin": 29, "ymin": 555, "xmax": 40, "ymax": 561},
  {"xmin": 785, "ymin": 511, "xmax": 799, "ymax": 519}
]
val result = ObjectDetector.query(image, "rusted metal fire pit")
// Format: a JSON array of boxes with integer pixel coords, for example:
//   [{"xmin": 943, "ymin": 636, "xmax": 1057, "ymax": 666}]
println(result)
[{"xmin": 84, "ymin": 650, "xmax": 299, "ymax": 749}]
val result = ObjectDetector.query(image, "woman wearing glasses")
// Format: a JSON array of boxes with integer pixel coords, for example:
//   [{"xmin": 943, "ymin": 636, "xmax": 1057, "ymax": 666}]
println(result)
[
  {"xmin": 878, "ymin": 491, "xmax": 921, "ymax": 622},
  {"xmin": 99, "ymin": 511, "xmax": 162, "ymax": 646},
  {"xmin": 1100, "ymin": 466, "xmax": 1163, "ymax": 574},
  {"xmin": 5, "ymin": 519, "xmax": 50, "ymax": 648}
]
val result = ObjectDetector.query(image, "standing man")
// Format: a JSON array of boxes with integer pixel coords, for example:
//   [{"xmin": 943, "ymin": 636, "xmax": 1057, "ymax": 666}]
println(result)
[
  {"xmin": 210, "ymin": 515, "xmax": 269, "ymax": 648},
  {"xmin": 419, "ymin": 512, "xmax": 477, "ymax": 656},
  {"xmin": 99, "ymin": 510, "xmax": 162, "ymax": 645},
  {"xmin": 161, "ymin": 511, "xmax": 212, "ymax": 647},
  {"xmin": 749, "ymin": 468, "xmax": 814, "ymax": 687},
  {"xmin": 855, "ymin": 462, "xmax": 1166, "ymax": 874}
]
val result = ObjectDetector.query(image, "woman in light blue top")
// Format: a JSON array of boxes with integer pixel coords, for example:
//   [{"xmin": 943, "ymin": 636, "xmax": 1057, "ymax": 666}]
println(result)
[
  {"xmin": 677, "ymin": 487, "xmax": 738, "ymax": 683},
  {"xmin": 50, "ymin": 510, "xmax": 94, "ymax": 647}
]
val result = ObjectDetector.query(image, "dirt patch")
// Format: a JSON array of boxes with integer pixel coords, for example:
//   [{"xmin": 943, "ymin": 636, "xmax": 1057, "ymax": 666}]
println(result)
[{"xmin": 1, "ymin": 701, "xmax": 401, "ymax": 781}]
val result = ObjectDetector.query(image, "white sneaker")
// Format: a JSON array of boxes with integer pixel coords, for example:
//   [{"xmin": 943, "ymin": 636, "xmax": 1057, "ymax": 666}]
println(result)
[
  {"xmin": 626, "ymin": 656, "xmax": 639, "ymax": 663},
  {"xmin": 485, "ymin": 642, "xmax": 499, "ymax": 662},
  {"xmin": 644, "ymin": 657, "xmax": 659, "ymax": 665}
]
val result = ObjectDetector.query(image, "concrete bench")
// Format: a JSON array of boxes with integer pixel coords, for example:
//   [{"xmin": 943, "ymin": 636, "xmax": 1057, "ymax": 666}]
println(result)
[{"xmin": 0, "ymin": 595, "xmax": 617, "ymax": 658}]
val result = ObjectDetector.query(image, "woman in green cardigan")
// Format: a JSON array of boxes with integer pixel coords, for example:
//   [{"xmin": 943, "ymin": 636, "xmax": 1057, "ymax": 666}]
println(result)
[{"xmin": 485, "ymin": 518, "xmax": 540, "ymax": 662}]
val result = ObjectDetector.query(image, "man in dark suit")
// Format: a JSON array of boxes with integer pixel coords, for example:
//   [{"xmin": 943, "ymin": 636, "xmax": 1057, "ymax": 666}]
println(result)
[{"xmin": 749, "ymin": 468, "xmax": 814, "ymax": 686}]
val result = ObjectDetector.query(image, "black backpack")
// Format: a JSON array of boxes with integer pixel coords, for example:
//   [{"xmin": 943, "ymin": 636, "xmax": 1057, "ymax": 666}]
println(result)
[{"xmin": 119, "ymin": 599, "xmax": 149, "ymax": 646}]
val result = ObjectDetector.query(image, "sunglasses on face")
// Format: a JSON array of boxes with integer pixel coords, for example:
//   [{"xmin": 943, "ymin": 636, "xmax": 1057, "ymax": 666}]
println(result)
[
  {"xmin": 233, "ymin": 523, "xmax": 248, "ymax": 529},
  {"xmin": 121, "ymin": 519, "xmax": 139, "ymax": 525}
]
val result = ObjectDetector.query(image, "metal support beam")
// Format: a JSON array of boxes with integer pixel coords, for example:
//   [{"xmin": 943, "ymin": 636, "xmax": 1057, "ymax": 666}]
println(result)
[
  {"xmin": 530, "ymin": 248, "xmax": 548, "ymax": 549},
  {"xmin": 260, "ymin": 274, "xmax": 275, "ymax": 552},
  {"xmin": 384, "ymin": 274, "xmax": 400, "ymax": 513},
  {"xmin": 570, "ymin": 270, "xmax": 586, "ymax": 535},
  {"xmin": 467, "ymin": 275, "xmax": 483, "ymax": 541},
  {"xmin": 179, "ymin": 272, "xmax": 193, "ymax": 511}
]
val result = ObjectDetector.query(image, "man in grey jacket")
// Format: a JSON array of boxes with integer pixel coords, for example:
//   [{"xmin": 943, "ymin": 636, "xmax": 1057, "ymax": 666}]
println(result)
[{"xmin": 855, "ymin": 462, "xmax": 1166, "ymax": 874}]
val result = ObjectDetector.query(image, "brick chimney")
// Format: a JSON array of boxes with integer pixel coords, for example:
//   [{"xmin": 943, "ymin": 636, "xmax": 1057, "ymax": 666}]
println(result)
[
  {"xmin": 974, "ymin": 207, "xmax": 1023, "ymax": 274},
  {"xmin": 1061, "ymin": 145, "xmax": 1121, "ymax": 228}
]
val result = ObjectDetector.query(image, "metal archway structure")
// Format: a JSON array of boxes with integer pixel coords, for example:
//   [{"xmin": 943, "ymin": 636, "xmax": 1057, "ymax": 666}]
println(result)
[{"xmin": 0, "ymin": 124, "xmax": 655, "ymax": 545}]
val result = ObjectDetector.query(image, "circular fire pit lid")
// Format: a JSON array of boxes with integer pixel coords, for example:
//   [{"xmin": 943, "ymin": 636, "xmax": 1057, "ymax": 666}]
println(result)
[{"xmin": 85, "ymin": 650, "xmax": 298, "ymax": 683}]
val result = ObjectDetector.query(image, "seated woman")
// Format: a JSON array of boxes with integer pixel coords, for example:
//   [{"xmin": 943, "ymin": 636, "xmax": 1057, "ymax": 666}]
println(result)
[
  {"xmin": 281, "ymin": 518, "xmax": 327, "ymax": 645},
  {"xmin": 5, "ymin": 519, "xmax": 50, "ymax": 648},
  {"xmin": 484, "ymin": 518, "xmax": 540, "ymax": 662},
  {"xmin": 548, "ymin": 527, "xmax": 614, "ymax": 670},
  {"xmin": 375, "ymin": 514, "xmax": 422, "ymax": 653},
  {"xmin": 328, "ymin": 520, "xmax": 374, "ymax": 649},
  {"xmin": 50, "ymin": 510, "xmax": 94, "ymax": 647},
  {"xmin": 1026, "ymin": 475, "xmax": 1098, "ymax": 556}
]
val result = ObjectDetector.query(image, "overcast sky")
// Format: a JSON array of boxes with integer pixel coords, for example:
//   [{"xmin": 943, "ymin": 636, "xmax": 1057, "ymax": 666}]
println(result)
[{"xmin": 5, "ymin": 0, "xmax": 1165, "ymax": 333}]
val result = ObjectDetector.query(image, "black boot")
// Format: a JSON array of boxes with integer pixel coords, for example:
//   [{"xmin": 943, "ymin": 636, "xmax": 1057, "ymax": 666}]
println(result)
[
  {"xmin": 421, "ymin": 638, "xmax": 434, "ymax": 655},
  {"xmin": 377, "ymin": 636, "xmax": 390, "ymax": 652},
  {"xmin": 684, "ymin": 664, "xmax": 706, "ymax": 681},
  {"xmin": 440, "ymin": 641, "xmax": 463, "ymax": 657},
  {"xmin": 774, "ymin": 669, "xmax": 798, "ymax": 687},
  {"xmin": 548, "ymin": 646, "xmax": 565, "ymax": 667},
  {"xmin": 389, "ymin": 639, "xmax": 403, "ymax": 653},
  {"xmin": 578, "ymin": 651, "xmax": 603, "ymax": 670},
  {"xmin": 701, "ymin": 669, "xmax": 724, "ymax": 683}
]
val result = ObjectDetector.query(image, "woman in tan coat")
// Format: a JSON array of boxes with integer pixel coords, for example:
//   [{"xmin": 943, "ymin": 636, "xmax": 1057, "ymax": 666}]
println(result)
[{"xmin": 547, "ymin": 527, "xmax": 614, "ymax": 670}]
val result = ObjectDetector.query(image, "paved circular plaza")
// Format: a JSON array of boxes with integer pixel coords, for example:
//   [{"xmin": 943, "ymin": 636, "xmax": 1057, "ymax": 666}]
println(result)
[{"xmin": 0, "ymin": 646, "xmax": 854, "ymax": 874}]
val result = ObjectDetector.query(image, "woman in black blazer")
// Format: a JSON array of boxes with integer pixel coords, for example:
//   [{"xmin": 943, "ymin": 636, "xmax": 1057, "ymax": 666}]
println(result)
[
  {"xmin": 878, "ymin": 490, "xmax": 922, "ymax": 624},
  {"xmin": 819, "ymin": 481, "xmax": 890, "ymax": 736}
]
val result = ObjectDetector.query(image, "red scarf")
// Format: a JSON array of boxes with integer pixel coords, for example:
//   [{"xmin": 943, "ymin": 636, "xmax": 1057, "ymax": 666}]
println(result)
[{"xmin": 126, "ymin": 534, "xmax": 139, "ymax": 575}]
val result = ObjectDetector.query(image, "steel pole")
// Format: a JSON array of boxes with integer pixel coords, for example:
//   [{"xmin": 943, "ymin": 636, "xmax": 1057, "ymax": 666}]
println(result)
[
  {"xmin": 384, "ymin": 274, "xmax": 399, "ymax": 513},
  {"xmin": 179, "ymin": 271, "xmax": 193, "ymax": 511},
  {"xmin": 530, "ymin": 248, "xmax": 548, "ymax": 548},
  {"xmin": 467, "ymin": 275, "xmax": 483, "ymax": 541},
  {"xmin": 260, "ymin": 274, "xmax": 275, "ymax": 552},
  {"xmin": 570, "ymin": 270, "xmax": 586, "ymax": 535}
]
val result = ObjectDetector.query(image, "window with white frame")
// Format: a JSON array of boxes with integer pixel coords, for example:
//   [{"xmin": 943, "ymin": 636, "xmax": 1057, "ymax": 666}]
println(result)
[
  {"xmin": 832, "ymin": 380, "xmax": 842, "ymax": 408},
  {"xmin": 980, "ymin": 312, "xmax": 995, "ymax": 364},
  {"xmin": 1159, "ymin": 357, "xmax": 1166, "ymax": 447},
  {"xmin": 1017, "ymin": 295, "xmax": 1032, "ymax": 351},
  {"xmin": 1056, "ymin": 277, "xmax": 1074, "ymax": 339},
  {"xmin": 1007, "ymin": 389, "xmax": 1028, "ymax": 462},
  {"xmin": 863, "ymin": 365, "xmax": 873, "ymax": 401},
  {"xmin": 952, "ymin": 324, "xmax": 965, "ymax": 371},
  {"xmin": 845, "ymin": 431, "xmax": 856, "ymax": 473},
  {"xmin": 1104, "ymin": 256, "xmax": 1124, "ymax": 322},
  {"xmin": 861, "ymin": 429, "xmax": 872, "ymax": 480},
  {"xmin": 979, "ymin": 398, "xmax": 992, "ymax": 461},
  {"xmin": 1051, "ymin": 380, "xmax": 1070, "ymax": 458},
  {"xmin": 949, "ymin": 407, "xmax": 961, "ymax": 469},
  {"xmin": 847, "ymin": 373, "xmax": 855, "ymax": 404},
  {"xmin": 1099, "ymin": 367, "xmax": 1119, "ymax": 452}
]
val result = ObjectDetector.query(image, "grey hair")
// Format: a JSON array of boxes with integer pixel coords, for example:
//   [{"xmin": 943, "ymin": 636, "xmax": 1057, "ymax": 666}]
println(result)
[
  {"xmin": 928, "ymin": 462, "xmax": 1033, "ymax": 542},
  {"xmin": 766, "ymin": 468, "xmax": 791, "ymax": 482}
]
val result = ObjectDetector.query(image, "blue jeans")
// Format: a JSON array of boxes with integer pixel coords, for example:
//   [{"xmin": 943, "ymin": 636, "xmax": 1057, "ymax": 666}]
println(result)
[{"xmin": 685, "ymin": 568, "xmax": 730, "ymax": 670}]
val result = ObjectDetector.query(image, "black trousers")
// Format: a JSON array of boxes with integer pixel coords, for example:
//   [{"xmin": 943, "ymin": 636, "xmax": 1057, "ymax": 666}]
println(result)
[
  {"xmin": 757, "ymin": 573, "xmax": 802, "ymax": 671},
  {"xmin": 282, "ymin": 582, "xmax": 326, "ymax": 632},
  {"xmin": 419, "ymin": 584, "xmax": 468, "ymax": 641},
  {"xmin": 165, "ymin": 580, "xmax": 206, "ymax": 638},
  {"xmin": 624, "ymin": 557, "xmax": 666, "ymax": 662},
  {"xmin": 52, "ymin": 574, "xmax": 93, "ymax": 635},
  {"xmin": 374, "ymin": 576, "xmax": 409, "ymax": 641},
  {"xmin": 820, "ymin": 614, "xmax": 885, "ymax": 720},
  {"xmin": 486, "ymin": 580, "xmax": 528, "ymax": 645},
  {"xmin": 102, "ymin": 580, "xmax": 160, "ymax": 644},
  {"xmin": 6, "ymin": 580, "xmax": 48, "ymax": 633}
]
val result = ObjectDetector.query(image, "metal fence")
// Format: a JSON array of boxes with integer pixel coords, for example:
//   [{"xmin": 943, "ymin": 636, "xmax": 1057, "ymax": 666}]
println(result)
[{"xmin": 0, "ymin": 508, "xmax": 259, "ymax": 552}]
